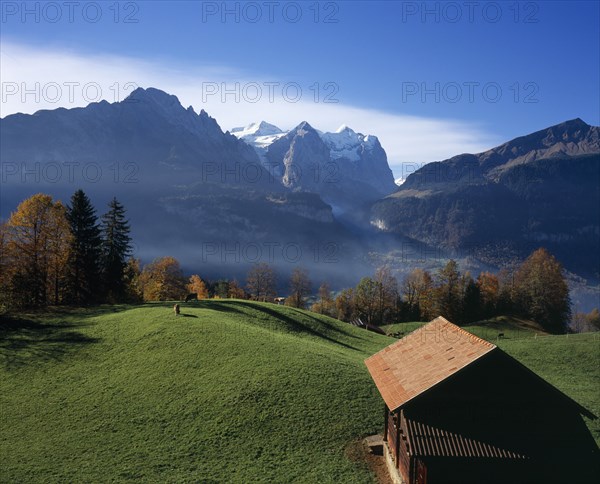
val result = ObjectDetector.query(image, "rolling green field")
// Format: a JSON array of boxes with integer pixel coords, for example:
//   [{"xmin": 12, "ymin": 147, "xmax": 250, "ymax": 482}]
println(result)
[
  {"xmin": 1, "ymin": 302, "xmax": 598, "ymax": 482},
  {"xmin": 382, "ymin": 315, "xmax": 550, "ymax": 341},
  {"xmin": 0, "ymin": 301, "xmax": 390, "ymax": 483}
]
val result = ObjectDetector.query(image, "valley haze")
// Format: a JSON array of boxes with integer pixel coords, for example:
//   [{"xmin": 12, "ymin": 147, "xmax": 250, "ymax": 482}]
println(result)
[{"xmin": 1, "ymin": 87, "xmax": 598, "ymax": 310}]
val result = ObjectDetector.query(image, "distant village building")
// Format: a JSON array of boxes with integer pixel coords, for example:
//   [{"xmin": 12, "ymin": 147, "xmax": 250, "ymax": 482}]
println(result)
[{"xmin": 365, "ymin": 316, "xmax": 598, "ymax": 484}]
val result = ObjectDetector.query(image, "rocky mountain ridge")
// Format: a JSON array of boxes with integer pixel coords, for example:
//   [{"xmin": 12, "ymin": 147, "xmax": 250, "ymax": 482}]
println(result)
[{"xmin": 371, "ymin": 118, "xmax": 600, "ymax": 277}]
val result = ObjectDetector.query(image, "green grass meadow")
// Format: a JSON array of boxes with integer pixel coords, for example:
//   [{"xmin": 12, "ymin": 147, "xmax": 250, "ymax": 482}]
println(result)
[{"xmin": 1, "ymin": 302, "xmax": 598, "ymax": 482}]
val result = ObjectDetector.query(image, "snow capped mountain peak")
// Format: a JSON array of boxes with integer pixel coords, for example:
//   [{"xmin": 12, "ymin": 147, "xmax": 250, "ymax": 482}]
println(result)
[
  {"xmin": 335, "ymin": 124, "xmax": 353, "ymax": 134},
  {"xmin": 320, "ymin": 126, "xmax": 378, "ymax": 161},
  {"xmin": 231, "ymin": 121, "xmax": 288, "ymax": 163},
  {"xmin": 232, "ymin": 120, "xmax": 384, "ymax": 168},
  {"xmin": 231, "ymin": 120, "xmax": 283, "ymax": 138}
]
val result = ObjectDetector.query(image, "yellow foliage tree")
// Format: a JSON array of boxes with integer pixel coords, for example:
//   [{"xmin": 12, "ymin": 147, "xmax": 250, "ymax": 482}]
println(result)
[
  {"xmin": 477, "ymin": 271, "xmax": 499, "ymax": 318},
  {"xmin": 312, "ymin": 281, "xmax": 335, "ymax": 317},
  {"xmin": 187, "ymin": 274, "xmax": 208, "ymax": 299},
  {"xmin": 140, "ymin": 256, "xmax": 186, "ymax": 301},
  {"xmin": 4, "ymin": 193, "xmax": 72, "ymax": 307}
]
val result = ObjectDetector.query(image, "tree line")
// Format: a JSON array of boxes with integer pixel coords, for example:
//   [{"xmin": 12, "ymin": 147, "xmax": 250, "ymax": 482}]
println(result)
[
  {"xmin": 1, "ymin": 192, "xmax": 588, "ymax": 334},
  {"xmin": 0, "ymin": 190, "xmax": 133, "ymax": 309},
  {"xmin": 317, "ymin": 249, "xmax": 574, "ymax": 334},
  {"xmin": 133, "ymin": 258, "xmax": 307, "ymax": 307},
  {"xmin": 0, "ymin": 192, "xmax": 312, "ymax": 311},
  {"xmin": 136, "ymin": 248, "xmax": 577, "ymax": 334}
]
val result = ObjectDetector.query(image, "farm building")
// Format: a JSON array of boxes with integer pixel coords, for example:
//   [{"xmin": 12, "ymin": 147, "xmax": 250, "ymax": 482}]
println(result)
[{"xmin": 365, "ymin": 316, "xmax": 599, "ymax": 484}]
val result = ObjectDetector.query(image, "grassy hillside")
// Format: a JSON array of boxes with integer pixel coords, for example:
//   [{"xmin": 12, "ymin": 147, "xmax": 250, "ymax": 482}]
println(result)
[
  {"xmin": 382, "ymin": 315, "xmax": 549, "ymax": 341},
  {"xmin": 0, "ymin": 301, "xmax": 391, "ymax": 483},
  {"xmin": 1, "ymin": 304, "xmax": 598, "ymax": 482}
]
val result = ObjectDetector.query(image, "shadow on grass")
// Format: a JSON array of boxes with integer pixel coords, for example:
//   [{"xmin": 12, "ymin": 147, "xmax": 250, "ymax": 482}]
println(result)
[
  {"xmin": 0, "ymin": 314, "xmax": 100, "ymax": 370},
  {"xmin": 205, "ymin": 300, "xmax": 362, "ymax": 351},
  {"xmin": 6, "ymin": 304, "xmax": 137, "ymax": 324}
]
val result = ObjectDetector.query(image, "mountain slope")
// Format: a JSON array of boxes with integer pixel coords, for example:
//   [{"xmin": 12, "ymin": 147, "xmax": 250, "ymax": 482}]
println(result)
[{"xmin": 370, "ymin": 119, "xmax": 600, "ymax": 276}]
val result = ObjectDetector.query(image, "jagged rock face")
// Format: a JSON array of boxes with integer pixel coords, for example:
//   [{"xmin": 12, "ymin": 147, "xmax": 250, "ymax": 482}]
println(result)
[
  {"xmin": 1, "ymin": 87, "xmax": 365, "ymax": 276},
  {"xmin": 0, "ymin": 87, "xmax": 269, "ymax": 188},
  {"xmin": 255, "ymin": 121, "xmax": 396, "ymax": 214},
  {"xmin": 370, "ymin": 119, "xmax": 600, "ymax": 277},
  {"xmin": 280, "ymin": 122, "xmax": 331, "ymax": 190},
  {"xmin": 320, "ymin": 125, "xmax": 397, "ymax": 196}
]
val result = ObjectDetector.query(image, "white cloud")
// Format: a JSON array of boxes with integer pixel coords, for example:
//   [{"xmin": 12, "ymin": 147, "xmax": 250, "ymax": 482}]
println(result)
[{"xmin": 0, "ymin": 41, "xmax": 502, "ymax": 177}]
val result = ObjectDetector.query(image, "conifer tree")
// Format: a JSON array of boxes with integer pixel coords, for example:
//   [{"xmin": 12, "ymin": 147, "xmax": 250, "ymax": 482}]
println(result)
[
  {"xmin": 66, "ymin": 189, "xmax": 102, "ymax": 304},
  {"xmin": 100, "ymin": 198, "xmax": 132, "ymax": 302}
]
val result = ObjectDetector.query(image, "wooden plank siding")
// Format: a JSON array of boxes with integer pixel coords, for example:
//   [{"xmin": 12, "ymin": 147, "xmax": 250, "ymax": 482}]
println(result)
[
  {"xmin": 386, "ymin": 410, "xmax": 397, "ymax": 459},
  {"xmin": 398, "ymin": 409, "xmax": 411, "ymax": 483}
]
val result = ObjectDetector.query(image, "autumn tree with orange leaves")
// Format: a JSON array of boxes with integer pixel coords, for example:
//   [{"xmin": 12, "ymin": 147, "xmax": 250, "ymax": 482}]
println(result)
[
  {"xmin": 187, "ymin": 274, "xmax": 209, "ymax": 300},
  {"xmin": 140, "ymin": 256, "xmax": 187, "ymax": 301},
  {"xmin": 2, "ymin": 193, "xmax": 72, "ymax": 307}
]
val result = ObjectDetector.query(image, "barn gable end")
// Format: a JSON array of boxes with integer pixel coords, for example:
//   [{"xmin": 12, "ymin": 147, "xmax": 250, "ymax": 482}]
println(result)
[{"xmin": 365, "ymin": 317, "xmax": 599, "ymax": 484}]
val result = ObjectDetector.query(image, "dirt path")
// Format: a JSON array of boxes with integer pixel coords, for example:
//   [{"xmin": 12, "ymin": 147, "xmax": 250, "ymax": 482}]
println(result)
[{"xmin": 345, "ymin": 438, "xmax": 393, "ymax": 484}]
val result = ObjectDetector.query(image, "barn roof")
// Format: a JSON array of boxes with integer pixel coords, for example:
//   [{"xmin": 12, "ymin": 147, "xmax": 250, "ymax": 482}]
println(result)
[
  {"xmin": 404, "ymin": 415, "xmax": 526, "ymax": 459},
  {"xmin": 365, "ymin": 316, "xmax": 496, "ymax": 411}
]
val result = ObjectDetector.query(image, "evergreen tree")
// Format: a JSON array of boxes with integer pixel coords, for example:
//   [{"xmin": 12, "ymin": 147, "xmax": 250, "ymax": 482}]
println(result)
[
  {"xmin": 213, "ymin": 280, "xmax": 230, "ymax": 299},
  {"xmin": 460, "ymin": 274, "xmax": 481, "ymax": 324},
  {"xmin": 100, "ymin": 198, "xmax": 132, "ymax": 302},
  {"xmin": 66, "ymin": 190, "xmax": 102, "ymax": 304}
]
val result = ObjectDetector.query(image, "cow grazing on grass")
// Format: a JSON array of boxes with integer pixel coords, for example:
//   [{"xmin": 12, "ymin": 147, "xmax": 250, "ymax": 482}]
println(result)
[
  {"xmin": 185, "ymin": 293, "xmax": 198, "ymax": 303},
  {"xmin": 174, "ymin": 304, "xmax": 180, "ymax": 316},
  {"xmin": 498, "ymin": 332, "xmax": 505, "ymax": 339}
]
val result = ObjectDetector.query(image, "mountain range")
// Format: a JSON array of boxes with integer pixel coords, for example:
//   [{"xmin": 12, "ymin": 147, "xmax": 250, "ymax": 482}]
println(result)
[
  {"xmin": 231, "ymin": 120, "xmax": 396, "ymax": 214},
  {"xmin": 0, "ymin": 88, "xmax": 393, "ymax": 285},
  {"xmin": 370, "ymin": 118, "xmax": 600, "ymax": 277},
  {"xmin": 1, "ymin": 87, "xmax": 599, "ymax": 287}
]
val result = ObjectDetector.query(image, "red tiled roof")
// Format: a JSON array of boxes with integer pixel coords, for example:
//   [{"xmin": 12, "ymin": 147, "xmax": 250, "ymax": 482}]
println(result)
[{"xmin": 365, "ymin": 316, "xmax": 496, "ymax": 411}]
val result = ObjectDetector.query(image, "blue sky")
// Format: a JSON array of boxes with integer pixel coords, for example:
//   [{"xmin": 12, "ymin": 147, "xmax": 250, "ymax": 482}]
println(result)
[{"xmin": 1, "ymin": 1, "xmax": 599, "ymax": 177}]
